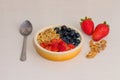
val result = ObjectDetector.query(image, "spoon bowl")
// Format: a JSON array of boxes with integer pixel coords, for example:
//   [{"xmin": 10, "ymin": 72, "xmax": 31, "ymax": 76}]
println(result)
[{"xmin": 20, "ymin": 20, "xmax": 32, "ymax": 36}]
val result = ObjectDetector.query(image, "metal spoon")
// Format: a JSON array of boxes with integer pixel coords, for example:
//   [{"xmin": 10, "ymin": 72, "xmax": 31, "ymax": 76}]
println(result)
[{"xmin": 19, "ymin": 20, "xmax": 33, "ymax": 61}]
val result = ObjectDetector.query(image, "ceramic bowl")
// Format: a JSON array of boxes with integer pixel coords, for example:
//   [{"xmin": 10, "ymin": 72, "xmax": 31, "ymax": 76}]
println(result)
[{"xmin": 33, "ymin": 25, "xmax": 83, "ymax": 61}]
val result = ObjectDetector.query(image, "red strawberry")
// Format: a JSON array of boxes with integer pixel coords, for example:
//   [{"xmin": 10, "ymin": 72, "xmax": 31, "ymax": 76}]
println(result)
[
  {"xmin": 51, "ymin": 42, "xmax": 59, "ymax": 52},
  {"xmin": 51, "ymin": 39, "xmax": 58, "ymax": 43},
  {"xmin": 40, "ymin": 42, "xmax": 48, "ymax": 48},
  {"xmin": 58, "ymin": 45, "xmax": 67, "ymax": 52},
  {"xmin": 45, "ymin": 46, "xmax": 52, "ymax": 51},
  {"xmin": 80, "ymin": 17, "xmax": 94, "ymax": 35},
  {"xmin": 51, "ymin": 46, "xmax": 59, "ymax": 52},
  {"xmin": 68, "ymin": 44, "xmax": 75, "ymax": 49},
  {"xmin": 92, "ymin": 21, "xmax": 110, "ymax": 41},
  {"xmin": 58, "ymin": 39, "xmax": 67, "ymax": 52}
]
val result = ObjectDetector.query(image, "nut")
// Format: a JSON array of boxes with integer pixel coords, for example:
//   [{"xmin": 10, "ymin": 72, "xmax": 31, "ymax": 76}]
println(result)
[
  {"xmin": 86, "ymin": 39, "xmax": 107, "ymax": 58},
  {"xmin": 86, "ymin": 51, "xmax": 97, "ymax": 58},
  {"xmin": 37, "ymin": 28, "xmax": 60, "ymax": 43}
]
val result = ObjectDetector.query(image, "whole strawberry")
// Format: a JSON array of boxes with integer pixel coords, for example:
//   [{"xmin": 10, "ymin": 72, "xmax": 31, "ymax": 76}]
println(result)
[
  {"xmin": 92, "ymin": 21, "xmax": 110, "ymax": 41},
  {"xmin": 80, "ymin": 17, "xmax": 94, "ymax": 35}
]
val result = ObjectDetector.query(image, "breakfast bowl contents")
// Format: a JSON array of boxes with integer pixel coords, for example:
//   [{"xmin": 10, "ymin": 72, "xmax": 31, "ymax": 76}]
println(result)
[{"xmin": 33, "ymin": 25, "xmax": 83, "ymax": 61}]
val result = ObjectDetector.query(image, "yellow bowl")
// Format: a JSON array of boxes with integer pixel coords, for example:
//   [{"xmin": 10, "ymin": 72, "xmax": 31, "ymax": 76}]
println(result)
[{"xmin": 33, "ymin": 25, "xmax": 84, "ymax": 61}]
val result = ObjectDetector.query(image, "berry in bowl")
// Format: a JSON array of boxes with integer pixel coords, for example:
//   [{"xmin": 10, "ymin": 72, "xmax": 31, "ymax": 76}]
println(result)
[{"xmin": 33, "ymin": 25, "xmax": 83, "ymax": 61}]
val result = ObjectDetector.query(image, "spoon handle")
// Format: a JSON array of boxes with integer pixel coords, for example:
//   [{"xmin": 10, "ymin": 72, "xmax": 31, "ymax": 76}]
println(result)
[{"xmin": 20, "ymin": 36, "xmax": 27, "ymax": 61}]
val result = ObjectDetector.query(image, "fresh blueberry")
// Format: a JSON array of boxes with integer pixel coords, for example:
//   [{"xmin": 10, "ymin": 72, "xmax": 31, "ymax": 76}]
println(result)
[
  {"xmin": 66, "ymin": 36, "xmax": 71, "ymax": 40},
  {"xmin": 69, "ymin": 39, "xmax": 74, "ymax": 43},
  {"xmin": 75, "ymin": 33, "xmax": 80, "ymax": 38},
  {"xmin": 60, "ymin": 34, "xmax": 64, "ymax": 38},
  {"xmin": 54, "ymin": 27, "xmax": 59, "ymax": 33},
  {"xmin": 66, "ymin": 40, "xmax": 70, "ymax": 44},
  {"xmin": 67, "ymin": 28, "xmax": 71, "ymax": 32},
  {"xmin": 69, "ymin": 32, "xmax": 74, "ymax": 37},
  {"xmin": 73, "ymin": 35, "xmax": 77, "ymax": 39},
  {"xmin": 75, "ymin": 39, "xmax": 80, "ymax": 44},
  {"xmin": 54, "ymin": 27, "xmax": 59, "ymax": 31},
  {"xmin": 56, "ymin": 31, "xmax": 60, "ymax": 34},
  {"xmin": 63, "ymin": 31, "xmax": 69, "ymax": 36},
  {"xmin": 73, "ymin": 39, "xmax": 76, "ymax": 42},
  {"xmin": 59, "ymin": 30, "xmax": 63, "ymax": 35},
  {"xmin": 71, "ymin": 29, "xmax": 75, "ymax": 33},
  {"xmin": 62, "ymin": 37, "xmax": 70, "ymax": 44},
  {"xmin": 61, "ymin": 25, "xmax": 67, "ymax": 30},
  {"xmin": 69, "ymin": 30, "xmax": 75, "ymax": 37},
  {"xmin": 74, "ymin": 43, "xmax": 79, "ymax": 46}
]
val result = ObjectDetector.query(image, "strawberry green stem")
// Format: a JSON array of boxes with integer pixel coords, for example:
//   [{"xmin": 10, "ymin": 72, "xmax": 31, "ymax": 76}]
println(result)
[
  {"xmin": 103, "ymin": 21, "xmax": 110, "ymax": 27},
  {"xmin": 103, "ymin": 21, "xmax": 107, "ymax": 24},
  {"xmin": 81, "ymin": 19, "xmax": 84, "ymax": 21},
  {"xmin": 85, "ymin": 16, "xmax": 87, "ymax": 19},
  {"xmin": 80, "ymin": 16, "xmax": 92, "ymax": 23}
]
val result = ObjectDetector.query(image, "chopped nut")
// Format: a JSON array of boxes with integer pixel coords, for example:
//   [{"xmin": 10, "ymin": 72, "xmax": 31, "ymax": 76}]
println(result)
[
  {"xmin": 101, "ymin": 44, "xmax": 106, "ymax": 50},
  {"xmin": 86, "ymin": 51, "xmax": 97, "ymax": 58},
  {"xmin": 100, "ymin": 40, "xmax": 107, "ymax": 44},
  {"xmin": 86, "ymin": 39, "xmax": 107, "ymax": 58},
  {"xmin": 89, "ymin": 40, "xmax": 94, "ymax": 46},
  {"xmin": 37, "ymin": 28, "xmax": 60, "ymax": 43}
]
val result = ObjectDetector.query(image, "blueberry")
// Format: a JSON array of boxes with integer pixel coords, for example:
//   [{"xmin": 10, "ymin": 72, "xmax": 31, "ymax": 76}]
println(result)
[
  {"xmin": 69, "ymin": 30, "xmax": 75, "ymax": 37},
  {"xmin": 69, "ymin": 39, "xmax": 74, "ymax": 43},
  {"xmin": 62, "ymin": 37, "xmax": 70, "ymax": 44},
  {"xmin": 75, "ymin": 39, "xmax": 80, "ymax": 44},
  {"xmin": 54, "ymin": 27, "xmax": 59, "ymax": 31},
  {"xmin": 66, "ymin": 40, "xmax": 70, "ymax": 44},
  {"xmin": 73, "ymin": 35, "xmax": 77, "ymax": 39},
  {"xmin": 71, "ymin": 30, "xmax": 75, "ymax": 33},
  {"xmin": 75, "ymin": 33, "xmax": 80, "ymax": 38},
  {"xmin": 60, "ymin": 34, "xmax": 64, "ymax": 38},
  {"xmin": 73, "ymin": 39, "xmax": 76, "ymax": 42},
  {"xmin": 56, "ymin": 31, "xmax": 60, "ymax": 34},
  {"xmin": 59, "ymin": 30, "xmax": 63, "ymax": 35},
  {"xmin": 67, "ymin": 28, "xmax": 71, "ymax": 32},
  {"xmin": 61, "ymin": 25, "xmax": 67, "ymax": 30},
  {"xmin": 73, "ymin": 39, "xmax": 80, "ymax": 46},
  {"xmin": 69, "ymin": 32, "xmax": 74, "ymax": 37},
  {"xmin": 74, "ymin": 43, "xmax": 79, "ymax": 46},
  {"xmin": 66, "ymin": 36, "xmax": 71, "ymax": 40},
  {"xmin": 62, "ymin": 37, "xmax": 66, "ymax": 41},
  {"xmin": 54, "ymin": 27, "xmax": 59, "ymax": 33},
  {"xmin": 63, "ymin": 31, "xmax": 69, "ymax": 36}
]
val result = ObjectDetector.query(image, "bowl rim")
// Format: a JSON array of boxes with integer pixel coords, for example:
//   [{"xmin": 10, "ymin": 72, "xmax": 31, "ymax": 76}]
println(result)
[{"xmin": 34, "ymin": 24, "xmax": 84, "ymax": 54}]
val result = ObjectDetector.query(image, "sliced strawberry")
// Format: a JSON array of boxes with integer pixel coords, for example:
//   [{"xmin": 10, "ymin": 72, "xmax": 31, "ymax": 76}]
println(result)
[
  {"xmin": 51, "ymin": 39, "xmax": 58, "ymax": 43},
  {"xmin": 58, "ymin": 45, "xmax": 67, "ymax": 52},
  {"xmin": 92, "ymin": 21, "xmax": 110, "ymax": 41},
  {"xmin": 51, "ymin": 46, "xmax": 59, "ymax": 52},
  {"xmin": 45, "ymin": 46, "xmax": 52, "ymax": 51},
  {"xmin": 57, "ymin": 38, "xmax": 63, "ymax": 43},
  {"xmin": 66, "ymin": 46, "xmax": 71, "ymax": 51},
  {"xmin": 40, "ymin": 38, "xmax": 76, "ymax": 52},
  {"xmin": 40, "ymin": 42, "xmax": 48, "ymax": 48},
  {"xmin": 51, "ymin": 42, "xmax": 58, "ymax": 49},
  {"xmin": 80, "ymin": 17, "xmax": 94, "ymax": 35},
  {"xmin": 68, "ymin": 44, "xmax": 75, "ymax": 49},
  {"xmin": 58, "ymin": 39, "xmax": 67, "ymax": 52}
]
